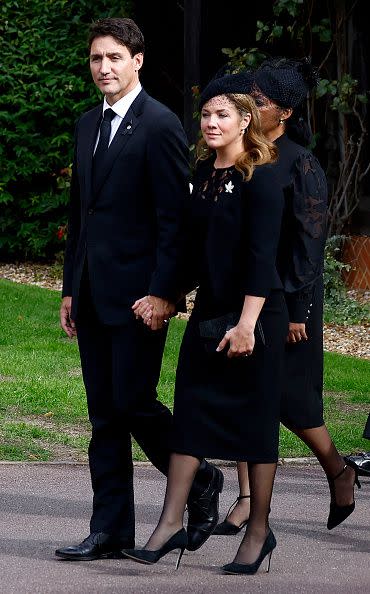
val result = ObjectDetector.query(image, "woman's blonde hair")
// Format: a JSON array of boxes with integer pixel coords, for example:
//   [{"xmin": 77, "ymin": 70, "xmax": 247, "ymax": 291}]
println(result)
[{"xmin": 196, "ymin": 93, "xmax": 277, "ymax": 181}]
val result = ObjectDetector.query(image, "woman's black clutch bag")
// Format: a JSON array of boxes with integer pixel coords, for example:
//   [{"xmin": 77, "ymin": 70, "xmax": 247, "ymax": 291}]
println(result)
[{"xmin": 198, "ymin": 312, "xmax": 265, "ymax": 352}]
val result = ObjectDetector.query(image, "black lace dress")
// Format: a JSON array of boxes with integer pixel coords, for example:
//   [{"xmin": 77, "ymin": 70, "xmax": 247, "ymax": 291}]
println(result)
[
  {"xmin": 274, "ymin": 134, "xmax": 328, "ymax": 429},
  {"xmin": 172, "ymin": 160, "xmax": 288, "ymax": 463}
]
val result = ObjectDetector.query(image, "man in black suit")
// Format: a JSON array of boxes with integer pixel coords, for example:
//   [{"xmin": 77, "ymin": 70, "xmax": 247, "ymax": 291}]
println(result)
[{"xmin": 55, "ymin": 17, "xmax": 223, "ymax": 561}]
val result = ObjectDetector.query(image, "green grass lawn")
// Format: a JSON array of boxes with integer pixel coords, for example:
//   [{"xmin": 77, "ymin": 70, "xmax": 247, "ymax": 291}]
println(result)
[{"xmin": 0, "ymin": 278, "xmax": 369, "ymax": 461}]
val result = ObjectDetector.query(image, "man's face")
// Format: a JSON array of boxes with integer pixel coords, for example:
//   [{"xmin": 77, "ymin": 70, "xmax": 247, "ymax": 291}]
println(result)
[{"xmin": 89, "ymin": 35, "xmax": 143, "ymax": 104}]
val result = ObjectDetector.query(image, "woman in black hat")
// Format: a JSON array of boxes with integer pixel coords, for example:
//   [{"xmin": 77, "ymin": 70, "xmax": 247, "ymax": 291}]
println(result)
[
  {"xmin": 126, "ymin": 72, "xmax": 288, "ymax": 574},
  {"xmin": 213, "ymin": 57, "xmax": 361, "ymax": 537}
]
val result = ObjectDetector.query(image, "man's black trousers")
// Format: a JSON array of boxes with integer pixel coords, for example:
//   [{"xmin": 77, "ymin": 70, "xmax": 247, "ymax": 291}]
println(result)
[{"xmin": 76, "ymin": 290, "xmax": 174, "ymax": 543}]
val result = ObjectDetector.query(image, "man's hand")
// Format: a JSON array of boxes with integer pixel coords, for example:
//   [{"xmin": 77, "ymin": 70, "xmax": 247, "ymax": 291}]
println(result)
[
  {"xmin": 60, "ymin": 296, "xmax": 76, "ymax": 338},
  {"xmin": 287, "ymin": 322, "xmax": 308, "ymax": 343},
  {"xmin": 148, "ymin": 296, "xmax": 176, "ymax": 330}
]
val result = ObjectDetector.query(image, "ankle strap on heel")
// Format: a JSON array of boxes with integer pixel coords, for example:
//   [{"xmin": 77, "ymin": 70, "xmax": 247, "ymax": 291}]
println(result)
[
  {"xmin": 225, "ymin": 494, "xmax": 250, "ymax": 519},
  {"xmin": 329, "ymin": 463, "xmax": 361, "ymax": 489},
  {"xmin": 328, "ymin": 464, "xmax": 348, "ymax": 483},
  {"xmin": 331, "ymin": 464, "xmax": 348, "ymax": 482}
]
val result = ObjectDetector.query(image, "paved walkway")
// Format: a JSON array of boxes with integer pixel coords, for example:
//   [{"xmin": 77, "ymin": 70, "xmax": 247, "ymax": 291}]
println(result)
[{"xmin": 0, "ymin": 463, "xmax": 369, "ymax": 593}]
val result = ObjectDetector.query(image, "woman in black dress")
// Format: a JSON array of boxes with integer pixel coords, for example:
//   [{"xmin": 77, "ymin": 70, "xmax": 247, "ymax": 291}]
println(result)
[
  {"xmin": 125, "ymin": 73, "xmax": 288, "ymax": 574},
  {"xmin": 213, "ymin": 58, "xmax": 361, "ymax": 537}
]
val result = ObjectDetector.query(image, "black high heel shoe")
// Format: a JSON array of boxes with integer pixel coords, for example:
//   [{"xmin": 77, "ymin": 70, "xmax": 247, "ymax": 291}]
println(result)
[
  {"xmin": 213, "ymin": 495, "xmax": 250, "ymax": 535},
  {"xmin": 327, "ymin": 459, "xmax": 361, "ymax": 530},
  {"xmin": 122, "ymin": 528, "xmax": 187, "ymax": 570},
  {"xmin": 222, "ymin": 528, "xmax": 276, "ymax": 575}
]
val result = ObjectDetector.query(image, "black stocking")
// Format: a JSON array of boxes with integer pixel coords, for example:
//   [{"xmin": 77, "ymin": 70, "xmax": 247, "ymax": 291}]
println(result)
[
  {"xmin": 288, "ymin": 424, "xmax": 354, "ymax": 506},
  {"xmin": 144, "ymin": 453, "xmax": 200, "ymax": 550},
  {"xmin": 233, "ymin": 462, "xmax": 276, "ymax": 564}
]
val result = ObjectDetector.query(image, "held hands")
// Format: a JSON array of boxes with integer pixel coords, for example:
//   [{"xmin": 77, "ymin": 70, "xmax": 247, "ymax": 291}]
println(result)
[
  {"xmin": 60, "ymin": 296, "xmax": 76, "ymax": 338},
  {"xmin": 287, "ymin": 322, "xmax": 308, "ymax": 343},
  {"xmin": 132, "ymin": 296, "xmax": 154, "ymax": 325},
  {"xmin": 132, "ymin": 295, "xmax": 176, "ymax": 330},
  {"xmin": 216, "ymin": 321, "xmax": 255, "ymax": 358}
]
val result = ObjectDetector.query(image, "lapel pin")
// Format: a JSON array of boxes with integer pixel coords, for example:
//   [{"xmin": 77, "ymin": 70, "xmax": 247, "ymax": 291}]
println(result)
[{"xmin": 121, "ymin": 120, "xmax": 133, "ymax": 135}]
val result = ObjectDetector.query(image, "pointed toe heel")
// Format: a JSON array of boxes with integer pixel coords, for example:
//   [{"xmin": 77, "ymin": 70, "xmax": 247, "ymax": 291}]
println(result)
[
  {"xmin": 222, "ymin": 529, "xmax": 276, "ymax": 575},
  {"xmin": 327, "ymin": 460, "xmax": 361, "ymax": 530},
  {"xmin": 122, "ymin": 528, "xmax": 187, "ymax": 569}
]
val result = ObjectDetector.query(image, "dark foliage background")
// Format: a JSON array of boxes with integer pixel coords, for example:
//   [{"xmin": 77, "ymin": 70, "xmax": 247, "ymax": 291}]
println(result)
[
  {"xmin": 1, "ymin": 0, "xmax": 368, "ymax": 261},
  {"xmin": 0, "ymin": 0, "xmax": 132, "ymax": 259}
]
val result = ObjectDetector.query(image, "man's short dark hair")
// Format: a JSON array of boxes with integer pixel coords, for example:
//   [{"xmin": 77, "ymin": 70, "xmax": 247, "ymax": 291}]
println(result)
[{"xmin": 88, "ymin": 17, "xmax": 145, "ymax": 56}]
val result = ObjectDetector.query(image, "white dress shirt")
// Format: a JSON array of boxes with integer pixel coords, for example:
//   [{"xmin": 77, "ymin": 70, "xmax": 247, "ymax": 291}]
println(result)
[{"xmin": 94, "ymin": 83, "xmax": 142, "ymax": 152}]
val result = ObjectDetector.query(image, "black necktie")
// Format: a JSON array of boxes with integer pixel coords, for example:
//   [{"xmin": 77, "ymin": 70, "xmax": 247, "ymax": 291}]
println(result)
[
  {"xmin": 92, "ymin": 108, "xmax": 115, "ymax": 190},
  {"xmin": 93, "ymin": 108, "xmax": 116, "ymax": 163}
]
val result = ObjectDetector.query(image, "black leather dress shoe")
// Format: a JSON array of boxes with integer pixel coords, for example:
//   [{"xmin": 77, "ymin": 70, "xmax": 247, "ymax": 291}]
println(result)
[
  {"xmin": 55, "ymin": 532, "xmax": 135, "ymax": 561},
  {"xmin": 186, "ymin": 464, "xmax": 224, "ymax": 551},
  {"xmin": 344, "ymin": 452, "xmax": 370, "ymax": 477}
]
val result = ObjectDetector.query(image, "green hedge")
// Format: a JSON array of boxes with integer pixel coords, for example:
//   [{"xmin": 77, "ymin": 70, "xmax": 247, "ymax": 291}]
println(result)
[{"xmin": 0, "ymin": 0, "xmax": 132, "ymax": 259}]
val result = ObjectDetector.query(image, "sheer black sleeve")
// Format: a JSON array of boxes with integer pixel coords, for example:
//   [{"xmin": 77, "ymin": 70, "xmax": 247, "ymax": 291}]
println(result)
[{"xmin": 283, "ymin": 152, "xmax": 328, "ymax": 323}]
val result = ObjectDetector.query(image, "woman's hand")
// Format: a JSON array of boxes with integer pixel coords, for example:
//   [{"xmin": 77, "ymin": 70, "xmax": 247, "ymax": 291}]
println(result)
[
  {"xmin": 216, "ymin": 321, "xmax": 255, "ymax": 358},
  {"xmin": 132, "ymin": 296, "xmax": 153, "ymax": 322},
  {"xmin": 287, "ymin": 322, "xmax": 308, "ymax": 343}
]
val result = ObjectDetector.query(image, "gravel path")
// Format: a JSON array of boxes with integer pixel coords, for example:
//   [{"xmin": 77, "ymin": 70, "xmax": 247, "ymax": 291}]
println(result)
[{"xmin": 1, "ymin": 262, "xmax": 369, "ymax": 360}]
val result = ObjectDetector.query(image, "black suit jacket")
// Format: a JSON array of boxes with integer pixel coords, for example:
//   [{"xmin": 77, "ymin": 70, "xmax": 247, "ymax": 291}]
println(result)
[{"xmin": 62, "ymin": 89, "xmax": 189, "ymax": 325}]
